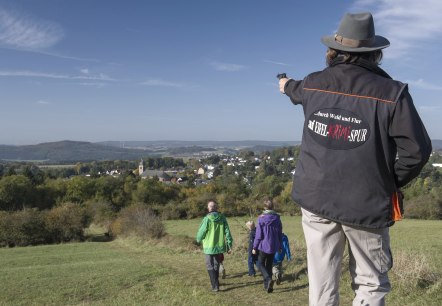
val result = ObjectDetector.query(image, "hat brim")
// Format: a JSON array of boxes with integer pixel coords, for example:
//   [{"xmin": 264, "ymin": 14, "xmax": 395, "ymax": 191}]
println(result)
[{"xmin": 321, "ymin": 35, "xmax": 390, "ymax": 52}]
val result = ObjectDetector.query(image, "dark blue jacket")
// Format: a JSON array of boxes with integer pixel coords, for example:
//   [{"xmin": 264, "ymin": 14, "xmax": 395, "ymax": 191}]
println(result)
[
  {"xmin": 273, "ymin": 233, "xmax": 291, "ymax": 264},
  {"xmin": 248, "ymin": 228, "xmax": 256, "ymax": 252},
  {"xmin": 284, "ymin": 58, "xmax": 432, "ymax": 228}
]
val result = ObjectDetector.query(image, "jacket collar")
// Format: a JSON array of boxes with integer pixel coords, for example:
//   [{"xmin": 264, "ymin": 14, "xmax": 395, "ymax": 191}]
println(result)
[
  {"xmin": 262, "ymin": 209, "xmax": 278, "ymax": 215},
  {"xmin": 330, "ymin": 56, "xmax": 392, "ymax": 79}
]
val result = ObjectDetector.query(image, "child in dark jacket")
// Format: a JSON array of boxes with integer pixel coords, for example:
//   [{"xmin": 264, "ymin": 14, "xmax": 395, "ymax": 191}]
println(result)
[
  {"xmin": 272, "ymin": 233, "xmax": 291, "ymax": 284},
  {"xmin": 246, "ymin": 221, "xmax": 257, "ymax": 276}
]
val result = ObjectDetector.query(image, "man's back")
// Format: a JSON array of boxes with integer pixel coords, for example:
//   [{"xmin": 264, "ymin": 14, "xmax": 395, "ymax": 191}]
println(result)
[{"xmin": 286, "ymin": 60, "xmax": 432, "ymax": 228}]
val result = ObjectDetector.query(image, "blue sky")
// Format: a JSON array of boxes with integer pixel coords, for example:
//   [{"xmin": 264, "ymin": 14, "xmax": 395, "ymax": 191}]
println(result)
[{"xmin": 0, "ymin": 0, "xmax": 441, "ymax": 145}]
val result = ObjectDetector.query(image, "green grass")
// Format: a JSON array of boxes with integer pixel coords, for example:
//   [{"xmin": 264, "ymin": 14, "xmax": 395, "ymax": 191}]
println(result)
[
  {"xmin": 0, "ymin": 218, "xmax": 441, "ymax": 305},
  {"xmin": 0, "ymin": 242, "xmax": 166, "ymax": 305}
]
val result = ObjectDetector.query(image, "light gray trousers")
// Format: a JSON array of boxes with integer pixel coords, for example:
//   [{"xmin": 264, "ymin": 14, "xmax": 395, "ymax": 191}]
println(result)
[{"xmin": 301, "ymin": 208, "xmax": 392, "ymax": 306}]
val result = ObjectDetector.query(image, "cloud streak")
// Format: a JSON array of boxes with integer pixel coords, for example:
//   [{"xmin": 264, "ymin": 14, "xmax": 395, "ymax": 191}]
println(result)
[
  {"xmin": 418, "ymin": 106, "xmax": 442, "ymax": 114},
  {"xmin": 351, "ymin": 0, "xmax": 442, "ymax": 58},
  {"xmin": 36, "ymin": 100, "xmax": 50, "ymax": 105},
  {"xmin": 0, "ymin": 70, "xmax": 115, "ymax": 81},
  {"xmin": 405, "ymin": 79, "xmax": 442, "ymax": 90},
  {"xmin": 210, "ymin": 61, "xmax": 246, "ymax": 72},
  {"xmin": 141, "ymin": 78, "xmax": 186, "ymax": 88},
  {"xmin": 0, "ymin": 7, "xmax": 64, "ymax": 50},
  {"xmin": 263, "ymin": 60, "xmax": 292, "ymax": 67}
]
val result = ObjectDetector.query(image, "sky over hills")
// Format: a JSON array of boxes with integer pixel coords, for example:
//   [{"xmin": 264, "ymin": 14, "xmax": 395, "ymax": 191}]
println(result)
[{"xmin": 0, "ymin": 0, "xmax": 441, "ymax": 145}]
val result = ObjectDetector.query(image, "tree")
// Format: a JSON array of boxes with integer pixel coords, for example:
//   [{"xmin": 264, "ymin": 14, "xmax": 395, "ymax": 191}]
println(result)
[
  {"xmin": 251, "ymin": 175, "xmax": 284, "ymax": 200},
  {"xmin": 65, "ymin": 176, "xmax": 95, "ymax": 203},
  {"xmin": 0, "ymin": 175, "xmax": 34, "ymax": 210}
]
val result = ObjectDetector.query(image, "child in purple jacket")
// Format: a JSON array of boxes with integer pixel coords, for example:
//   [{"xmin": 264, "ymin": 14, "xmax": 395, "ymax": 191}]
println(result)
[{"xmin": 252, "ymin": 199, "xmax": 283, "ymax": 293}]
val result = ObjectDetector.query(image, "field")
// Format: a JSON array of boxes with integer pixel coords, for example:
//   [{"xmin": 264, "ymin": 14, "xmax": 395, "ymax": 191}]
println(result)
[{"xmin": 0, "ymin": 217, "xmax": 441, "ymax": 306}]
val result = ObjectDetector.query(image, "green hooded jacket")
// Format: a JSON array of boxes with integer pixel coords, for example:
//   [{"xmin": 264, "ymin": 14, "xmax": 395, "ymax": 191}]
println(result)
[{"xmin": 196, "ymin": 212, "xmax": 233, "ymax": 254}]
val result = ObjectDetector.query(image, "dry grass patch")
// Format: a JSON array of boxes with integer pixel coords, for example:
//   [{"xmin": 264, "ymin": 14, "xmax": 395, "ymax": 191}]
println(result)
[{"xmin": 392, "ymin": 250, "xmax": 440, "ymax": 289}]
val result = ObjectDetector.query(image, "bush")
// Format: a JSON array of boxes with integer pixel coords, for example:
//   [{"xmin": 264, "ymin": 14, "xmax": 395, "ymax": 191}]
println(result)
[
  {"xmin": 155, "ymin": 202, "xmax": 187, "ymax": 220},
  {"xmin": 111, "ymin": 203, "xmax": 165, "ymax": 239},
  {"xmin": 85, "ymin": 201, "xmax": 116, "ymax": 230},
  {"xmin": 404, "ymin": 194, "xmax": 442, "ymax": 220},
  {"xmin": 45, "ymin": 203, "xmax": 91, "ymax": 243},
  {"xmin": 0, "ymin": 209, "xmax": 47, "ymax": 247}
]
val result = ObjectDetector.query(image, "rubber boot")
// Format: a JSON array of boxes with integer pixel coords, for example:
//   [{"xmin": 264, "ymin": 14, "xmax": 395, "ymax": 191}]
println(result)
[
  {"xmin": 219, "ymin": 263, "xmax": 226, "ymax": 279},
  {"xmin": 208, "ymin": 270, "xmax": 219, "ymax": 292},
  {"xmin": 214, "ymin": 269, "xmax": 220, "ymax": 289}
]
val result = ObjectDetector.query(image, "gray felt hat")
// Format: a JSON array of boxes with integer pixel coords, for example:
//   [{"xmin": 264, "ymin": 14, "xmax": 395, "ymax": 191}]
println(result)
[{"xmin": 321, "ymin": 12, "xmax": 390, "ymax": 52}]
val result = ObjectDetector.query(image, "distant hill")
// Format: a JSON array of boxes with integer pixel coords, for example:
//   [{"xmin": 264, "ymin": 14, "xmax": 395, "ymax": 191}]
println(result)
[
  {"xmin": 97, "ymin": 140, "xmax": 301, "ymax": 149},
  {"xmin": 0, "ymin": 140, "xmax": 153, "ymax": 162},
  {"xmin": 432, "ymin": 139, "xmax": 442, "ymax": 150},
  {"xmin": 0, "ymin": 140, "xmax": 301, "ymax": 163},
  {"xmin": 0, "ymin": 139, "xmax": 439, "ymax": 163}
]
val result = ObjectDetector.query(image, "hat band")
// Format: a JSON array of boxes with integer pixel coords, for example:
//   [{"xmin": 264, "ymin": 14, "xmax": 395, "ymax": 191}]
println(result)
[{"xmin": 334, "ymin": 34, "xmax": 375, "ymax": 48}]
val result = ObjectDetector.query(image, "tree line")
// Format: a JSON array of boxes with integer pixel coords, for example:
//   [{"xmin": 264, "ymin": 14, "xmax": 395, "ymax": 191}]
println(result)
[{"xmin": 0, "ymin": 146, "xmax": 441, "ymax": 247}]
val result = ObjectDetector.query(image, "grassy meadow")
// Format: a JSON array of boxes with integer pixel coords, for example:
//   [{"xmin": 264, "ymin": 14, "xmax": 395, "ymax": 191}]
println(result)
[{"xmin": 0, "ymin": 217, "xmax": 441, "ymax": 306}]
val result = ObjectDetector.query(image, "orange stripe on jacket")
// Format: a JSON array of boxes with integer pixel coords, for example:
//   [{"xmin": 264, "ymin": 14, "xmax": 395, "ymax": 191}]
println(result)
[{"xmin": 303, "ymin": 87, "xmax": 396, "ymax": 104}]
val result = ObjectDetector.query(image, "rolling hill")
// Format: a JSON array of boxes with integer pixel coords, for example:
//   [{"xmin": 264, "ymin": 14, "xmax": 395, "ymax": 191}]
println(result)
[{"xmin": 0, "ymin": 139, "xmax": 440, "ymax": 163}]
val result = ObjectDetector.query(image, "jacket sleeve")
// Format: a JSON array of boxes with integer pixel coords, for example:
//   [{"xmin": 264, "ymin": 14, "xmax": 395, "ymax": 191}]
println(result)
[
  {"xmin": 279, "ymin": 219, "xmax": 283, "ymax": 247},
  {"xmin": 284, "ymin": 236, "xmax": 292, "ymax": 261},
  {"xmin": 253, "ymin": 218, "xmax": 262, "ymax": 250},
  {"xmin": 284, "ymin": 78, "xmax": 305, "ymax": 105},
  {"xmin": 224, "ymin": 218, "xmax": 233, "ymax": 250},
  {"xmin": 389, "ymin": 86, "xmax": 432, "ymax": 187},
  {"xmin": 196, "ymin": 217, "xmax": 208, "ymax": 243}
]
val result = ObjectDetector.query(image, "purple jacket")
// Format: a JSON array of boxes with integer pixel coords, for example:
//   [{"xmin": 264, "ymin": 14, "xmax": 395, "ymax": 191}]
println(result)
[{"xmin": 253, "ymin": 210, "xmax": 283, "ymax": 254}]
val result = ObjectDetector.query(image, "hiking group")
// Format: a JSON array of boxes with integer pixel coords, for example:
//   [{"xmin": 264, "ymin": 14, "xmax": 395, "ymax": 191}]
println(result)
[
  {"xmin": 196, "ymin": 11, "xmax": 432, "ymax": 306},
  {"xmin": 196, "ymin": 198, "xmax": 290, "ymax": 293}
]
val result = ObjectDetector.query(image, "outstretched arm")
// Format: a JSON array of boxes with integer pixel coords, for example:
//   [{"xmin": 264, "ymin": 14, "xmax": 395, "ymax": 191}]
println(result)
[{"xmin": 278, "ymin": 74, "xmax": 304, "ymax": 105}]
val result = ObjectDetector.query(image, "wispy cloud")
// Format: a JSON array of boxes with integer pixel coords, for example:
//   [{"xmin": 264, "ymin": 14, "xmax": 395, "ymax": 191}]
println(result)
[
  {"xmin": 210, "ymin": 61, "xmax": 246, "ymax": 72},
  {"xmin": 419, "ymin": 105, "xmax": 442, "ymax": 112},
  {"xmin": 141, "ymin": 78, "xmax": 186, "ymax": 88},
  {"xmin": 73, "ymin": 82, "xmax": 107, "ymax": 88},
  {"xmin": 36, "ymin": 100, "xmax": 50, "ymax": 105},
  {"xmin": 0, "ymin": 7, "xmax": 64, "ymax": 50},
  {"xmin": 0, "ymin": 70, "xmax": 116, "ymax": 81},
  {"xmin": 351, "ymin": 0, "xmax": 442, "ymax": 58},
  {"xmin": 263, "ymin": 60, "xmax": 292, "ymax": 67},
  {"xmin": 405, "ymin": 79, "xmax": 442, "ymax": 90}
]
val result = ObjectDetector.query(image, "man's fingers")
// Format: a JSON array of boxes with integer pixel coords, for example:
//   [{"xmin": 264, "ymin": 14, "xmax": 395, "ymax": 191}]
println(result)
[{"xmin": 279, "ymin": 78, "xmax": 288, "ymax": 93}]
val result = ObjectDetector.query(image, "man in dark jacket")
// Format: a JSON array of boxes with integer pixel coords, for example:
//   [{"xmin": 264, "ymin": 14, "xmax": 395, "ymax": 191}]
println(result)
[
  {"xmin": 252, "ymin": 199, "xmax": 283, "ymax": 293},
  {"xmin": 279, "ymin": 12, "xmax": 432, "ymax": 306}
]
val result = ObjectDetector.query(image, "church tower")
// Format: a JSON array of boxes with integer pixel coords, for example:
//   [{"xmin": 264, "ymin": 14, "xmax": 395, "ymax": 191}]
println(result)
[{"xmin": 138, "ymin": 159, "xmax": 144, "ymax": 176}]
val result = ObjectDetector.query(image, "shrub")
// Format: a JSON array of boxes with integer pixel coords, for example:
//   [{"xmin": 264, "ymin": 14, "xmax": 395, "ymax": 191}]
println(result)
[
  {"xmin": 0, "ymin": 211, "xmax": 11, "ymax": 247},
  {"xmin": 404, "ymin": 194, "xmax": 442, "ymax": 220},
  {"xmin": 0, "ymin": 209, "xmax": 47, "ymax": 247},
  {"xmin": 85, "ymin": 201, "xmax": 116, "ymax": 230},
  {"xmin": 113, "ymin": 203, "xmax": 165, "ymax": 239},
  {"xmin": 155, "ymin": 202, "xmax": 187, "ymax": 220},
  {"xmin": 45, "ymin": 203, "xmax": 91, "ymax": 243},
  {"xmin": 109, "ymin": 218, "xmax": 123, "ymax": 237}
]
